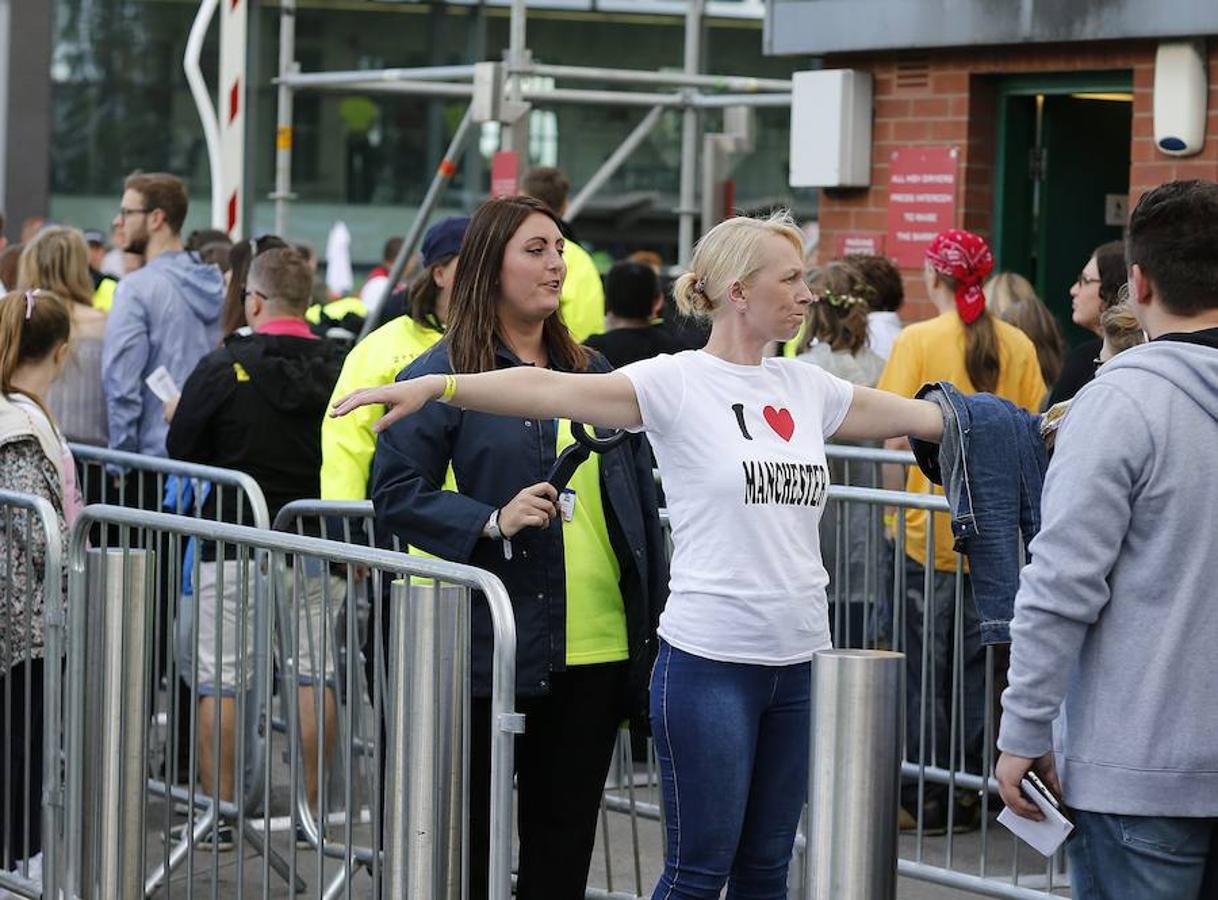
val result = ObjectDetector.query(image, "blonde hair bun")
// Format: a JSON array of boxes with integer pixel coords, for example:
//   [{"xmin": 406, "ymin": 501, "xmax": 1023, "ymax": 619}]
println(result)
[{"xmin": 673, "ymin": 211, "xmax": 805, "ymax": 320}]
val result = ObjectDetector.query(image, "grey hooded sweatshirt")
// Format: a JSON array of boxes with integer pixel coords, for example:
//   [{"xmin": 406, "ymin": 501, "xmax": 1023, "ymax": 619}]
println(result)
[
  {"xmin": 101, "ymin": 250, "xmax": 225, "ymax": 457},
  {"xmin": 998, "ymin": 337, "xmax": 1218, "ymax": 817}
]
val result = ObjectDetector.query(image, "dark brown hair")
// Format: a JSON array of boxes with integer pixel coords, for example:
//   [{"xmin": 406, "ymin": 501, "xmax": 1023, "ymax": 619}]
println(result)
[
  {"xmin": 382, "ymin": 235, "xmax": 404, "ymax": 265},
  {"xmin": 1126, "ymin": 180, "xmax": 1218, "ymax": 315},
  {"xmin": 124, "ymin": 172, "xmax": 190, "ymax": 235},
  {"xmin": 520, "ymin": 167, "xmax": 571, "ymax": 216},
  {"xmin": 803, "ymin": 261, "xmax": 873, "ymax": 354},
  {"xmin": 849, "ymin": 254, "xmax": 904, "ymax": 312},
  {"xmin": 0, "ymin": 243, "xmax": 24, "ymax": 290},
  {"xmin": 1093, "ymin": 239, "xmax": 1128, "ymax": 310},
  {"xmin": 0, "ymin": 289, "xmax": 72, "ymax": 419},
  {"xmin": 408, "ymin": 258, "xmax": 454, "ymax": 332},
  {"xmin": 221, "ymin": 235, "xmax": 289, "ymax": 336},
  {"xmin": 445, "ymin": 196, "xmax": 589, "ymax": 374}
]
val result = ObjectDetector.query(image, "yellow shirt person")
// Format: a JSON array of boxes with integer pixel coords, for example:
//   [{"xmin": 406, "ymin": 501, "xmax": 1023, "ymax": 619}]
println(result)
[{"xmin": 320, "ymin": 216, "xmax": 467, "ymax": 500}]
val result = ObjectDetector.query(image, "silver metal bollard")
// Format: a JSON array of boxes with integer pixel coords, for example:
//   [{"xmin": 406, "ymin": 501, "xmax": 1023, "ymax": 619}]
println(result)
[
  {"xmin": 806, "ymin": 649, "xmax": 904, "ymax": 900},
  {"xmin": 385, "ymin": 579, "xmax": 471, "ymax": 900},
  {"xmin": 80, "ymin": 548, "xmax": 153, "ymax": 900}
]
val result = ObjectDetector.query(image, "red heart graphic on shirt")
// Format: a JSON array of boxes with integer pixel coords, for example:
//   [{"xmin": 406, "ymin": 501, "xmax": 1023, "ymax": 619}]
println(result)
[{"xmin": 763, "ymin": 406, "xmax": 795, "ymax": 441}]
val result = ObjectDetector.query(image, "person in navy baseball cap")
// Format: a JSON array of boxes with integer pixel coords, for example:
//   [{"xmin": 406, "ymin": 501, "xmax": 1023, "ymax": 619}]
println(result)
[
  {"xmin": 366, "ymin": 217, "xmax": 470, "ymax": 332},
  {"xmin": 421, "ymin": 216, "xmax": 470, "ymax": 269}
]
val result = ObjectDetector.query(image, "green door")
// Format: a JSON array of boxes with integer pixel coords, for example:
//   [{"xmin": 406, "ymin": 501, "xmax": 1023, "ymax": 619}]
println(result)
[{"xmin": 994, "ymin": 75, "xmax": 1133, "ymax": 346}]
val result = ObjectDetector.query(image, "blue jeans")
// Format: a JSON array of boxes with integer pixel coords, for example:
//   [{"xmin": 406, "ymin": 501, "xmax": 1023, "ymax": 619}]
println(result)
[
  {"xmin": 649, "ymin": 640, "xmax": 811, "ymax": 900},
  {"xmin": 1069, "ymin": 810, "xmax": 1218, "ymax": 899}
]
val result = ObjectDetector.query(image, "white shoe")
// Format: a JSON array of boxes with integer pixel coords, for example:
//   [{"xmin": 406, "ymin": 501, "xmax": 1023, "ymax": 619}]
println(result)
[{"xmin": 0, "ymin": 851, "xmax": 43, "ymax": 896}]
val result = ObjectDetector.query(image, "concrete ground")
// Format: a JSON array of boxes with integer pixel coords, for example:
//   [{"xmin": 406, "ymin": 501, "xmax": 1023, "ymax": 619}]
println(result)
[{"xmin": 139, "ymin": 749, "xmax": 1071, "ymax": 899}]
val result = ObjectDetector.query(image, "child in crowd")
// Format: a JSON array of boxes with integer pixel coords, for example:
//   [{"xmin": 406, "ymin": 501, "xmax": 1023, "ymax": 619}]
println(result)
[{"xmin": 796, "ymin": 260, "xmax": 886, "ymax": 387}]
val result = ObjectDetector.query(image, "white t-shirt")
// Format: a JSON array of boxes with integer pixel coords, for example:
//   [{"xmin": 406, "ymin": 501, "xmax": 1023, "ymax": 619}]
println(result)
[{"xmin": 621, "ymin": 350, "xmax": 855, "ymax": 665}]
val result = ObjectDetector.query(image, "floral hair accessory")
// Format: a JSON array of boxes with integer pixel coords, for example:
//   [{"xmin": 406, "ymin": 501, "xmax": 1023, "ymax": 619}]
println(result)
[{"xmin": 814, "ymin": 288, "xmax": 869, "ymax": 310}]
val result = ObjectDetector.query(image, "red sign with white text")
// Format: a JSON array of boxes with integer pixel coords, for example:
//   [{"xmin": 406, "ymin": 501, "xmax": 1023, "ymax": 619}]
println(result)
[
  {"xmin": 886, "ymin": 146, "xmax": 959, "ymax": 268},
  {"xmin": 836, "ymin": 232, "xmax": 885, "ymax": 257},
  {"xmin": 491, "ymin": 151, "xmax": 520, "ymax": 199}
]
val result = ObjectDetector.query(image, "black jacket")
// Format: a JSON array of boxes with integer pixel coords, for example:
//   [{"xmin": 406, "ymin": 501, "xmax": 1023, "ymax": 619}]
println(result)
[
  {"xmin": 584, "ymin": 325, "xmax": 682, "ymax": 369},
  {"xmin": 370, "ymin": 339, "xmax": 668, "ymax": 711},
  {"xmin": 167, "ymin": 330, "xmax": 344, "ymax": 525}
]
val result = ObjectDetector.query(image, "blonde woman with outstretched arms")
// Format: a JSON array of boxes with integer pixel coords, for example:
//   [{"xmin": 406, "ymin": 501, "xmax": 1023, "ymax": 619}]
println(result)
[{"xmin": 335, "ymin": 212, "xmax": 942, "ymax": 899}]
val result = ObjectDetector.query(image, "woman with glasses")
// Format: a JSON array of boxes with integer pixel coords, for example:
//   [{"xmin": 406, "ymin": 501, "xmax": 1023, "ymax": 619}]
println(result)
[{"xmin": 1045, "ymin": 240, "xmax": 1128, "ymax": 406}]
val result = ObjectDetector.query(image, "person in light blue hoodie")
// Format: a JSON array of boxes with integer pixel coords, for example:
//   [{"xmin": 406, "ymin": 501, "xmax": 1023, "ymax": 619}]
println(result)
[
  {"xmin": 102, "ymin": 172, "xmax": 225, "ymax": 458},
  {"xmin": 997, "ymin": 179, "xmax": 1218, "ymax": 899}
]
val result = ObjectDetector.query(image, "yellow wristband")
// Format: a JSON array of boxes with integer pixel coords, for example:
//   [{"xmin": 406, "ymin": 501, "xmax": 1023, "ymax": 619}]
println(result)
[{"xmin": 439, "ymin": 373, "xmax": 458, "ymax": 403}]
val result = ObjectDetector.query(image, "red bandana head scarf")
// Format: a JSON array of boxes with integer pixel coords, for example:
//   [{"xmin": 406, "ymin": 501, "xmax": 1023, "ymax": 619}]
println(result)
[{"xmin": 925, "ymin": 229, "xmax": 994, "ymax": 325}]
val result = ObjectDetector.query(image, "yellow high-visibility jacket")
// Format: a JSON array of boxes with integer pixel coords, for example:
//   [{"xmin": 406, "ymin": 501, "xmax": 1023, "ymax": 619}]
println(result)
[
  {"xmin": 320, "ymin": 315, "xmax": 443, "ymax": 500},
  {"xmin": 92, "ymin": 276, "xmax": 118, "ymax": 312},
  {"xmin": 559, "ymin": 239, "xmax": 605, "ymax": 343}
]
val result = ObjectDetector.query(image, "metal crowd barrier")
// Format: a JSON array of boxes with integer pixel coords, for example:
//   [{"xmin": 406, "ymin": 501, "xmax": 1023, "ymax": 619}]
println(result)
[
  {"xmin": 66, "ymin": 445, "xmax": 288, "ymax": 892},
  {"xmin": 588, "ymin": 446, "xmax": 1069, "ymax": 900},
  {"xmin": 4, "ymin": 441, "xmax": 1065, "ymax": 898},
  {"xmin": 55, "ymin": 504, "xmax": 520, "ymax": 900},
  {"xmin": 70, "ymin": 443, "xmax": 270, "ymax": 528},
  {"xmin": 271, "ymin": 499, "xmax": 382, "ymax": 898},
  {"xmin": 0, "ymin": 490, "xmax": 64, "ymax": 900}
]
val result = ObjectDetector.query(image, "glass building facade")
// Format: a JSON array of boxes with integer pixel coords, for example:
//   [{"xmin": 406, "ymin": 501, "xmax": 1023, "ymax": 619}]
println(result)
[{"xmin": 50, "ymin": 0, "xmax": 816, "ymax": 263}]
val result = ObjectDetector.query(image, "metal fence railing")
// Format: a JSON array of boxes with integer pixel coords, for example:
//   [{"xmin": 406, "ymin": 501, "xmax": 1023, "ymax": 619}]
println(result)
[
  {"xmin": 56, "ymin": 504, "xmax": 519, "ymax": 900},
  {"xmin": 0, "ymin": 439, "xmax": 1072, "ymax": 899},
  {"xmin": 0, "ymin": 490, "xmax": 64, "ymax": 900},
  {"xmin": 587, "ymin": 445, "xmax": 1070, "ymax": 900}
]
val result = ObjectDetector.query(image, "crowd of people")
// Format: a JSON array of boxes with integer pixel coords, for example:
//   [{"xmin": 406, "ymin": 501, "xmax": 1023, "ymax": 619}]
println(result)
[{"xmin": 1, "ymin": 163, "xmax": 1216, "ymax": 900}]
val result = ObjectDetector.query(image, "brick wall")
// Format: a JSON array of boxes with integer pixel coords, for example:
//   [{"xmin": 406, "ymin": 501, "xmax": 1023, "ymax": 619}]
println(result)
[{"xmin": 818, "ymin": 40, "xmax": 1218, "ymax": 321}]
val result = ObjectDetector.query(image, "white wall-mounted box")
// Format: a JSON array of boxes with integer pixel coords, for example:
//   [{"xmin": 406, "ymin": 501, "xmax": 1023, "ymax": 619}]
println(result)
[{"xmin": 789, "ymin": 69, "xmax": 873, "ymax": 188}]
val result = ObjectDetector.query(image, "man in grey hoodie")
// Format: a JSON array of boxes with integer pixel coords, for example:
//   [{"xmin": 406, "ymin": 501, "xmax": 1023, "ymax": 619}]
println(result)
[
  {"xmin": 997, "ymin": 179, "xmax": 1218, "ymax": 898},
  {"xmin": 102, "ymin": 172, "xmax": 225, "ymax": 458}
]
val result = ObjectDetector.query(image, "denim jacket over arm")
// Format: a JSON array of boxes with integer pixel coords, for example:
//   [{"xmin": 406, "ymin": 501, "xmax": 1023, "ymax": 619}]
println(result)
[
  {"xmin": 909, "ymin": 382, "xmax": 1048, "ymax": 644},
  {"xmin": 370, "ymin": 340, "xmax": 668, "ymax": 708}
]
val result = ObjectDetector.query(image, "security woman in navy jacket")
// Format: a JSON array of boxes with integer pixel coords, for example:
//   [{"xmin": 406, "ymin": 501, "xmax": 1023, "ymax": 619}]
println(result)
[{"xmin": 369, "ymin": 195, "xmax": 667, "ymax": 900}]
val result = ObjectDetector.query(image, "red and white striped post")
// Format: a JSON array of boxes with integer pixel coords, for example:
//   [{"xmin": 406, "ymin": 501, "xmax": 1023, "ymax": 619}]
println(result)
[{"xmin": 219, "ymin": 0, "xmax": 247, "ymax": 238}]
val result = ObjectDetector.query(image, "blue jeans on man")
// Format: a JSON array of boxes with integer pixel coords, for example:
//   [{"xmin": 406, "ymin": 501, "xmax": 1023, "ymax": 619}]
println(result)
[
  {"xmin": 649, "ymin": 640, "xmax": 810, "ymax": 899},
  {"xmin": 1069, "ymin": 811, "xmax": 1218, "ymax": 899}
]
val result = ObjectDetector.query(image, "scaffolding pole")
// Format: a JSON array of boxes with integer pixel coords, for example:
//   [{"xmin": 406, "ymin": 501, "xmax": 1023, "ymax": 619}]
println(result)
[
  {"xmin": 516, "ymin": 62, "xmax": 791, "ymax": 92},
  {"xmin": 289, "ymin": 78, "xmax": 788, "ymax": 112},
  {"xmin": 278, "ymin": 64, "xmax": 478, "ymax": 88},
  {"xmin": 363, "ymin": 105, "xmax": 478, "ymax": 338},
  {"xmin": 501, "ymin": 0, "xmax": 529, "ymax": 152},
  {"xmin": 277, "ymin": 62, "xmax": 789, "ymax": 94},
  {"xmin": 264, "ymin": 0, "xmax": 795, "ymax": 268},
  {"xmin": 567, "ymin": 105, "xmax": 666, "ymax": 222},
  {"xmin": 677, "ymin": 0, "xmax": 705, "ymax": 265},
  {"xmin": 271, "ymin": 0, "xmax": 296, "ymax": 236}
]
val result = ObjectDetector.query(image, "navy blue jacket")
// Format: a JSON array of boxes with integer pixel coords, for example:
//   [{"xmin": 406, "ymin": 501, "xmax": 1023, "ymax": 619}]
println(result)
[{"xmin": 370, "ymin": 339, "xmax": 668, "ymax": 709}]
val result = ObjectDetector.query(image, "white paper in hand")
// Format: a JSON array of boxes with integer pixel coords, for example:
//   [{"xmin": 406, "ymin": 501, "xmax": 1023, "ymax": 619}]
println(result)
[
  {"xmin": 145, "ymin": 366, "xmax": 181, "ymax": 404},
  {"xmin": 997, "ymin": 777, "xmax": 1074, "ymax": 857}
]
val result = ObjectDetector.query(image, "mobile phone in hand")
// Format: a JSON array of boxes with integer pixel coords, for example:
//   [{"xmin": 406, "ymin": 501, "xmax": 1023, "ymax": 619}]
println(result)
[{"xmin": 1024, "ymin": 771, "xmax": 1073, "ymax": 825}]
